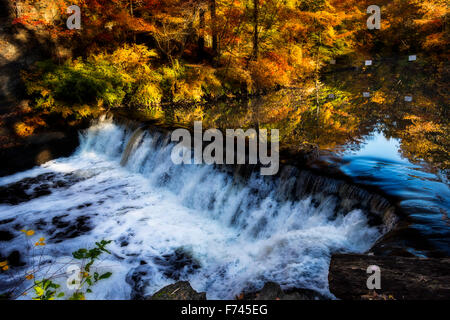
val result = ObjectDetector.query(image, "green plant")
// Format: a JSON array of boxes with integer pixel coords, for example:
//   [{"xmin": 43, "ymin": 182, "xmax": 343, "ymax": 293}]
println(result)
[
  {"xmin": 32, "ymin": 279, "xmax": 65, "ymax": 301},
  {"xmin": 66, "ymin": 240, "xmax": 113, "ymax": 300},
  {"xmin": 0, "ymin": 229, "xmax": 113, "ymax": 300}
]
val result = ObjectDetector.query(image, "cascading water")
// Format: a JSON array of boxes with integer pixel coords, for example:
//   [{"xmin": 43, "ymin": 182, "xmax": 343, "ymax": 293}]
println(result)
[{"xmin": 0, "ymin": 116, "xmax": 389, "ymax": 299}]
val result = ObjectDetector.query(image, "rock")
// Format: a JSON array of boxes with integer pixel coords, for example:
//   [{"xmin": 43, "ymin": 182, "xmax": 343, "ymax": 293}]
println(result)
[
  {"xmin": 0, "ymin": 173, "xmax": 84, "ymax": 205},
  {"xmin": 0, "ymin": 230, "xmax": 14, "ymax": 242},
  {"xmin": 0, "ymin": 132, "xmax": 80, "ymax": 177},
  {"xmin": 282, "ymin": 288, "xmax": 328, "ymax": 300},
  {"xmin": 0, "ymin": 218, "xmax": 15, "ymax": 226},
  {"xmin": 369, "ymin": 222, "xmax": 444, "ymax": 258},
  {"xmin": 149, "ymin": 281, "xmax": 206, "ymax": 300},
  {"xmin": 328, "ymin": 253, "xmax": 450, "ymax": 300},
  {"xmin": 153, "ymin": 248, "xmax": 201, "ymax": 280},
  {"xmin": 1, "ymin": 250, "xmax": 25, "ymax": 267},
  {"xmin": 242, "ymin": 282, "xmax": 328, "ymax": 300},
  {"xmin": 126, "ymin": 265, "xmax": 154, "ymax": 300},
  {"xmin": 254, "ymin": 282, "xmax": 284, "ymax": 300},
  {"xmin": 50, "ymin": 215, "xmax": 93, "ymax": 243}
]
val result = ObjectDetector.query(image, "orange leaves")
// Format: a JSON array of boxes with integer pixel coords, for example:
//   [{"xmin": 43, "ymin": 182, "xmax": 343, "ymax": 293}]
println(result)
[
  {"xmin": 35, "ymin": 237, "xmax": 46, "ymax": 247},
  {"xmin": 0, "ymin": 261, "xmax": 8, "ymax": 271},
  {"xmin": 13, "ymin": 116, "xmax": 47, "ymax": 137},
  {"xmin": 423, "ymin": 32, "xmax": 448, "ymax": 49},
  {"xmin": 21, "ymin": 229, "xmax": 35, "ymax": 236}
]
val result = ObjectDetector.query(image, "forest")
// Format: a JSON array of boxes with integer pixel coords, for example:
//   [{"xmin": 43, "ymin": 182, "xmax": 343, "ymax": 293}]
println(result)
[{"xmin": 3, "ymin": 0, "xmax": 447, "ymax": 171}]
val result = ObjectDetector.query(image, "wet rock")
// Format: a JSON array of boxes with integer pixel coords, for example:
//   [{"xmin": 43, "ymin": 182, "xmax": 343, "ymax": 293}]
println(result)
[
  {"xmin": 126, "ymin": 265, "xmax": 154, "ymax": 300},
  {"xmin": 34, "ymin": 218, "xmax": 47, "ymax": 231},
  {"xmin": 52, "ymin": 214, "xmax": 70, "ymax": 228},
  {"xmin": 370, "ymin": 222, "xmax": 442, "ymax": 257},
  {"xmin": 242, "ymin": 282, "xmax": 327, "ymax": 300},
  {"xmin": 0, "ymin": 183, "xmax": 30, "ymax": 205},
  {"xmin": 1, "ymin": 250, "xmax": 25, "ymax": 267},
  {"xmin": 0, "ymin": 230, "xmax": 14, "ymax": 241},
  {"xmin": 252, "ymin": 282, "xmax": 283, "ymax": 300},
  {"xmin": 0, "ymin": 173, "xmax": 82, "ymax": 205},
  {"xmin": 329, "ymin": 253, "xmax": 450, "ymax": 300},
  {"xmin": 149, "ymin": 281, "xmax": 206, "ymax": 300},
  {"xmin": 0, "ymin": 218, "xmax": 15, "ymax": 225},
  {"xmin": 282, "ymin": 288, "xmax": 328, "ymax": 300},
  {"xmin": 50, "ymin": 215, "xmax": 92, "ymax": 243},
  {"xmin": 0, "ymin": 128, "xmax": 84, "ymax": 177},
  {"xmin": 153, "ymin": 248, "xmax": 201, "ymax": 280}
]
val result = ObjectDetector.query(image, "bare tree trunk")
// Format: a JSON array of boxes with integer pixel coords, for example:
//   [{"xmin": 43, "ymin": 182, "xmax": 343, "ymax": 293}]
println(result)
[
  {"xmin": 315, "ymin": 33, "xmax": 321, "ymax": 116},
  {"xmin": 209, "ymin": 0, "xmax": 218, "ymax": 56},
  {"xmin": 252, "ymin": 0, "xmax": 259, "ymax": 60},
  {"xmin": 198, "ymin": 8, "xmax": 205, "ymax": 58},
  {"xmin": 130, "ymin": 0, "xmax": 136, "ymax": 42}
]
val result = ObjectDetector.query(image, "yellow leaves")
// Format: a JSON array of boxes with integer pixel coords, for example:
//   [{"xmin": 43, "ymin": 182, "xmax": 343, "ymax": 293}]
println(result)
[
  {"xmin": 323, "ymin": 108, "xmax": 333, "ymax": 123},
  {"xmin": 132, "ymin": 83, "xmax": 163, "ymax": 107},
  {"xmin": 404, "ymin": 115, "xmax": 443, "ymax": 134},
  {"xmin": 371, "ymin": 91, "xmax": 386, "ymax": 104},
  {"xmin": 1, "ymin": 261, "xmax": 8, "ymax": 271},
  {"xmin": 14, "ymin": 116, "xmax": 46, "ymax": 137},
  {"xmin": 34, "ymin": 286, "xmax": 44, "ymax": 297},
  {"xmin": 21, "ymin": 229, "xmax": 47, "ymax": 246},
  {"xmin": 21, "ymin": 229, "xmax": 35, "ymax": 236},
  {"xmin": 107, "ymin": 44, "xmax": 158, "ymax": 71},
  {"xmin": 75, "ymin": 105, "xmax": 95, "ymax": 118},
  {"xmin": 423, "ymin": 32, "xmax": 447, "ymax": 49},
  {"xmin": 35, "ymin": 237, "xmax": 46, "ymax": 246},
  {"xmin": 248, "ymin": 58, "xmax": 290, "ymax": 91},
  {"xmin": 14, "ymin": 122, "xmax": 35, "ymax": 137}
]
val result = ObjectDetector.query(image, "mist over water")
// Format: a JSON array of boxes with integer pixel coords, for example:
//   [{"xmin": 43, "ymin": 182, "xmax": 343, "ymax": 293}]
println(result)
[{"xmin": 0, "ymin": 117, "xmax": 382, "ymax": 299}]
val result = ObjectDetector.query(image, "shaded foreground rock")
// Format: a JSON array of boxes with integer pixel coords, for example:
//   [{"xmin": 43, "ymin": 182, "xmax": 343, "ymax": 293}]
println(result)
[
  {"xmin": 149, "ymin": 281, "xmax": 206, "ymax": 300},
  {"xmin": 0, "ymin": 131, "xmax": 81, "ymax": 177},
  {"xmin": 329, "ymin": 254, "xmax": 450, "ymax": 300},
  {"xmin": 242, "ymin": 282, "xmax": 328, "ymax": 300}
]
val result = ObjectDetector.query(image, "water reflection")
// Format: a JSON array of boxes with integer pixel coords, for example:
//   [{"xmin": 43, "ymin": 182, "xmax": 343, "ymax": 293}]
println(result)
[{"xmin": 327, "ymin": 130, "xmax": 450, "ymax": 256}]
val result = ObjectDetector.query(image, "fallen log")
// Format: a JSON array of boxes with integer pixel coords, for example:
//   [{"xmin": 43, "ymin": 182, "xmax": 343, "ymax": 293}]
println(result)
[{"xmin": 328, "ymin": 254, "xmax": 450, "ymax": 300}]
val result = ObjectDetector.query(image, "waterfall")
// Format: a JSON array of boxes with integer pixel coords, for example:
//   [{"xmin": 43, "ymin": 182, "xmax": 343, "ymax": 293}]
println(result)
[
  {"xmin": 0, "ymin": 116, "xmax": 393, "ymax": 299},
  {"xmin": 120, "ymin": 128, "xmax": 145, "ymax": 166}
]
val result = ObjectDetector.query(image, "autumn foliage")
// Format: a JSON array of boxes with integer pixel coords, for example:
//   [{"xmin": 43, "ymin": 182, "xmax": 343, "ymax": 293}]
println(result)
[{"xmin": 12, "ymin": 0, "xmax": 449, "ymax": 171}]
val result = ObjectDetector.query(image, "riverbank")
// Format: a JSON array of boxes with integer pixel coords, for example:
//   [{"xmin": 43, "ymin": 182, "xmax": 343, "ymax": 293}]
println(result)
[{"xmin": 0, "ymin": 101, "xmax": 91, "ymax": 177}]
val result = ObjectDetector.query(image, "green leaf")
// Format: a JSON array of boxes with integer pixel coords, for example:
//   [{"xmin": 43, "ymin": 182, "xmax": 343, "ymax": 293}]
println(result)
[
  {"xmin": 85, "ymin": 261, "xmax": 94, "ymax": 272},
  {"xmin": 72, "ymin": 248, "xmax": 88, "ymax": 259},
  {"xmin": 34, "ymin": 286, "xmax": 44, "ymax": 297},
  {"xmin": 98, "ymin": 272, "xmax": 112, "ymax": 280}
]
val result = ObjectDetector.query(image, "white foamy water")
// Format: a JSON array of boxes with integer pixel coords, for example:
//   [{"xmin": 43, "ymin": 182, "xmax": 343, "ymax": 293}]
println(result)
[{"xmin": 0, "ymin": 118, "xmax": 381, "ymax": 299}]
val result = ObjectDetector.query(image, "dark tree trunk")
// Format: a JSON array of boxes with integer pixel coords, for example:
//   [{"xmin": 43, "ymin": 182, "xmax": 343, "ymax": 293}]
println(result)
[
  {"xmin": 130, "ymin": 0, "xmax": 136, "ymax": 42},
  {"xmin": 252, "ymin": 0, "xmax": 259, "ymax": 60},
  {"xmin": 209, "ymin": 0, "xmax": 218, "ymax": 56},
  {"xmin": 198, "ymin": 8, "xmax": 205, "ymax": 58},
  {"xmin": 329, "ymin": 254, "xmax": 450, "ymax": 300}
]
